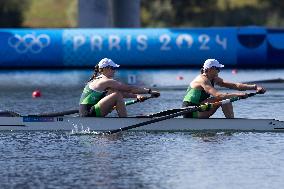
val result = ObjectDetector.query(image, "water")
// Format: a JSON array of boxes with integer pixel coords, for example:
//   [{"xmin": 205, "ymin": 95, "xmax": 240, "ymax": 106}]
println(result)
[
  {"xmin": 1, "ymin": 132, "xmax": 284, "ymax": 188},
  {"xmin": 0, "ymin": 69, "xmax": 284, "ymax": 189}
]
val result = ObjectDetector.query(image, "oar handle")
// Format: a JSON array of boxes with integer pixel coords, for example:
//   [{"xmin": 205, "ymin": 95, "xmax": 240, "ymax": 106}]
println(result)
[
  {"xmin": 125, "ymin": 95, "xmax": 155, "ymax": 105},
  {"xmin": 248, "ymin": 93, "xmax": 256, "ymax": 97},
  {"xmin": 206, "ymin": 92, "xmax": 260, "ymax": 109},
  {"xmin": 248, "ymin": 91, "xmax": 264, "ymax": 97}
]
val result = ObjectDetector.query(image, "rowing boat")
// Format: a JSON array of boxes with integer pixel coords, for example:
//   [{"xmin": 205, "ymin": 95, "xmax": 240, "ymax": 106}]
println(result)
[
  {"xmin": 1, "ymin": 92, "xmax": 282, "ymax": 132},
  {"xmin": 0, "ymin": 116, "xmax": 283, "ymax": 132}
]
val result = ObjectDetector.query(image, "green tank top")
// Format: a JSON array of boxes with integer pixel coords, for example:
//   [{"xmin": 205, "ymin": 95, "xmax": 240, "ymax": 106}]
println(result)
[
  {"xmin": 183, "ymin": 78, "xmax": 214, "ymax": 104},
  {"xmin": 79, "ymin": 84, "xmax": 107, "ymax": 105},
  {"xmin": 183, "ymin": 87, "xmax": 210, "ymax": 104}
]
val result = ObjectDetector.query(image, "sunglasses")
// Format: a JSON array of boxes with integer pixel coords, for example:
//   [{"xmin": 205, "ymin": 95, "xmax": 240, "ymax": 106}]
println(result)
[
  {"xmin": 104, "ymin": 66, "xmax": 116, "ymax": 70},
  {"xmin": 211, "ymin": 66, "xmax": 220, "ymax": 72}
]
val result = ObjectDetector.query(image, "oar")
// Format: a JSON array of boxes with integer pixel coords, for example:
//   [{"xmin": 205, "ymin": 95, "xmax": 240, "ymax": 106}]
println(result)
[
  {"xmin": 106, "ymin": 92, "xmax": 261, "ymax": 134},
  {"xmin": 32, "ymin": 109, "xmax": 79, "ymax": 117},
  {"xmin": 0, "ymin": 110, "xmax": 21, "ymax": 117},
  {"xmin": 146, "ymin": 91, "xmax": 265, "ymax": 118},
  {"xmin": 30, "ymin": 96, "xmax": 155, "ymax": 117},
  {"xmin": 139, "ymin": 108, "xmax": 188, "ymax": 118}
]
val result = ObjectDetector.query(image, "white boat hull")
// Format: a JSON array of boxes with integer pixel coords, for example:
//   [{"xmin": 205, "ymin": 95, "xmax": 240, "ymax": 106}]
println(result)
[{"xmin": 0, "ymin": 116, "xmax": 283, "ymax": 132}]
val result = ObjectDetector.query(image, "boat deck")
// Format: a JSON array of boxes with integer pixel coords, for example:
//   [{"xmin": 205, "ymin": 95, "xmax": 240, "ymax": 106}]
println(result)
[{"xmin": 0, "ymin": 117, "xmax": 283, "ymax": 132}]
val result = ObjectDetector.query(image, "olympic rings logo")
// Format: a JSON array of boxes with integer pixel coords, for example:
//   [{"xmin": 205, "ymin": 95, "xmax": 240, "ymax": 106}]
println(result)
[{"xmin": 8, "ymin": 33, "xmax": 50, "ymax": 54}]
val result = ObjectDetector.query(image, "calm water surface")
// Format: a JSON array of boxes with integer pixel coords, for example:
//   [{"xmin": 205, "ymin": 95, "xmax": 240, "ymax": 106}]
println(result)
[{"xmin": 0, "ymin": 69, "xmax": 284, "ymax": 189}]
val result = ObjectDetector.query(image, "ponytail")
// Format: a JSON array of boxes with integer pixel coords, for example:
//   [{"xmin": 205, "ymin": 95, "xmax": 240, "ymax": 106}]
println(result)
[
  {"xmin": 88, "ymin": 65, "xmax": 100, "ymax": 82},
  {"xmin": 200, "ymin": 68, "xmax": 204, "ymax": 74}
]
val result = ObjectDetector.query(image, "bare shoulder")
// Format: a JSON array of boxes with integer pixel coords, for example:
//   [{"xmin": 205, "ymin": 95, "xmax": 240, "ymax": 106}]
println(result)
[
  {"xmin": 89, "ymin": 77, "xmax": 118, "ymax": 90},
  {"xmin": 99, "ymin": 78, "xmax": 121, "ymax": 87},
  {"xmin": 191, "ymin": 74, "xmax": 207, "ymax": 88}
]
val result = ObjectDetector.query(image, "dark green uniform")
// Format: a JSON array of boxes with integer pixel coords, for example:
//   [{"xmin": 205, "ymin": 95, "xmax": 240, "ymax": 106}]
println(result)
[
  {"xmin": 182, "ymin": 86, "xmax": 211, "ymax": 118},
  {"xmin": 79, "ymin": 84, "xmax": 107, "ymax": 117}
]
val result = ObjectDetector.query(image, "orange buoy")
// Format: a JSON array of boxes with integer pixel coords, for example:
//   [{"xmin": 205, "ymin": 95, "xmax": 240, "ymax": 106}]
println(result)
[
  {"xmin": 177, "ymin": 76, "xmax": 184, "ymax": 80},
  {"xmin": 232, "ymin": 69, "xmax": 238, "ymax": 75},
  {"xmin": 32, "ymin": 90, "xmax": 41, "ymax": 98}
]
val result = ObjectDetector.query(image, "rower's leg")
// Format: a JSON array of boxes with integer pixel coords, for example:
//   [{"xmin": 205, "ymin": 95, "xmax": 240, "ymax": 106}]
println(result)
[
  {"xmin": 114, "ymin": 93, "xmax": 127, "ymax": 117},
  {"xmin": 198, "ymin": 106, "xmax": 219, "ymax": 118},
  {"xmin": 221, "ymin": 102, "xmax": 234, "ymax": 118},
  {"xmin": 98, "ymin": 92, "xmax": 127, "ymax": 117},
  {"xmin": 198, "ymin": 98, "xmax": 220, "ymax": 118}
]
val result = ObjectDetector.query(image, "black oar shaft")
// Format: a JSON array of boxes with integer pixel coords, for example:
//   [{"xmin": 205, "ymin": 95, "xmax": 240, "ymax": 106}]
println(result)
[
  {"xmin": 144, "ymin": 108, "xmax": 187, "ymax": 118},
  {"xmin": 107, "ymin": 106, "xmax": 201, "ymax": 134},
  {"xmin": 34, "ymin": 109, "xmax": 79, "ymax": 117},
  {"xmin": 107, "ymin": 92, "xmax": 260, "ymax": 134}
]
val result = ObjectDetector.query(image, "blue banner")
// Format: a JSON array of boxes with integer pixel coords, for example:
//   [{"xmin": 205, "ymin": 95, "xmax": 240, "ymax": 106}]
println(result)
[
  {"xmin": 63, "ymin": 28, "xmax": 237, "ymax": 67},
  {"xmin": 0, "ymin": 27, "xmax": 283, "ymax": 68},
  {"xmin": 0, "ymin": 29, "xmax": 63, "ymax": 67}
]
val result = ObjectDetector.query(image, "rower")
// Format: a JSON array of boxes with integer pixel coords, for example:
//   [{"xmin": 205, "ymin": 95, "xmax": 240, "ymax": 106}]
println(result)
[
  {"xmin": 79, "ymin": 58, "xmax": 160, "ymax": 117},
  {"xmin": 182, "ymin": 59, "xmax": 266, "ymax": 118}
]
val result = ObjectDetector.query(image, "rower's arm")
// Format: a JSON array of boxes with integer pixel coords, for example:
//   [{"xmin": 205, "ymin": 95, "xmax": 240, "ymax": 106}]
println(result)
[
  {"xmin": 121, "ymin": 92, "xmax": 138, "ymax": 98},
  {"xmin": 202, "ymin": 79, "xmax": 247, "ymax": 99},
  {"xmin": 106, "ymin": 79, "xmax": 150, "ymax": 94},
  {"xmin": 215, "ymin": 77, "xmax": 257, "ymax": 91},
  {"xmin": 202, "ymin": 81, "xmax": 223, "ymax": 99}
]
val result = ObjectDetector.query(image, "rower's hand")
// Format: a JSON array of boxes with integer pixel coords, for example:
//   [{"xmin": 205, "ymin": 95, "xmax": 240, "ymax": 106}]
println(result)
[
  {"xmin": 150, "ymin": 90, "xmax": 160, "ymax": 98},
  {"xmin": 137, "ymin": 95, "xmax": 147, "ymax": 102},
  {"xmin": 256, "ymin": 85, "xmax": 266, "ymax": 94},
  {"xmin": 237, "ymin": 92, "xmax": 248, "ymax": 99}
]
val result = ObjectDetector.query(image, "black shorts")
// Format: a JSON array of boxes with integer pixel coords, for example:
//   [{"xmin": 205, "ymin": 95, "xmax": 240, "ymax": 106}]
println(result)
[
  {"xmin": 182, "ymin": 101, "xmax": 199, "ymax": 118},
  {"xmin": 79, "ymin": 104, "xmax": 99, "ymax": 117}
]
